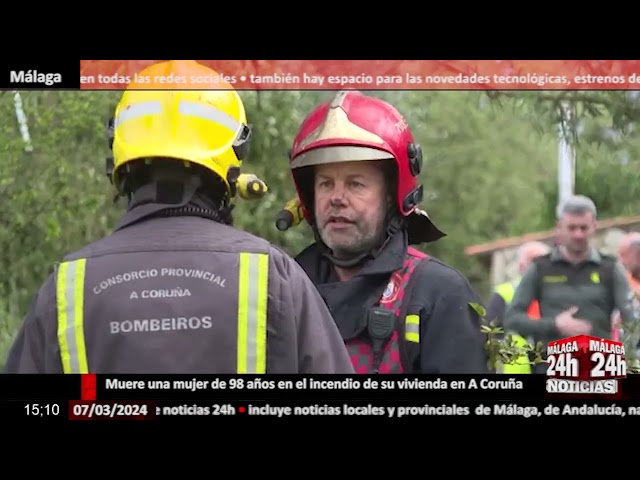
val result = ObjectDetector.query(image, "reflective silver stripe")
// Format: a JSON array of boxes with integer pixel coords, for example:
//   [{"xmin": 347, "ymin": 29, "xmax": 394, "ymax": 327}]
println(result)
[
  {"xmin": 245, "ymin": 254, "xmax": 260, "ymax": 373},
  {"xmin": 237, "ymin": 252, "xmax": 269, "ymax": 374},
  {"xmin": 405, "ymin": 323, "xmax": 420, "ymax": 337},
  {"xmin": 178, "ymin": 100, "xmax": 242, "ymax": 133},
  {"xmin": 114, "ymin": 99, "xmax": 242, "ymax": 135},
  {"xmin": 114, "ymin": 101, "xmax": 162, "ymax": 128}
]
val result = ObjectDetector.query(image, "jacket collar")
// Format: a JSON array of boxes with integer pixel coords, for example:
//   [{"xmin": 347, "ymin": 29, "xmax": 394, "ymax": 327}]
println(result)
[{"xmin": 296, "ymin": 228, "xmax": 409, "ymax": 284}]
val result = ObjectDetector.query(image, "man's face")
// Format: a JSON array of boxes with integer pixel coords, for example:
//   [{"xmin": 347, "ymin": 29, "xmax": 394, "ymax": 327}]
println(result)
[
  {"xmin": 556, "ymin": 211, "xmax": 596, "ymax": 255},
  {"xmin": 630, "ymin": 250, "xmax": 640, "ymax": 279},
  {"xmin": 314, "ymin": 160, "xmax": 387, "ymax": 259},
  {"xmin": 620, "ymin": 245, "xmax": 633, "ymax": 271},
  {"xmin": 519, "ymin": 246, "xmax": 549, "ymax": 274},
  {"xmin": 618, "ymin": 235, "xmax": 640, "ymax": 271}
]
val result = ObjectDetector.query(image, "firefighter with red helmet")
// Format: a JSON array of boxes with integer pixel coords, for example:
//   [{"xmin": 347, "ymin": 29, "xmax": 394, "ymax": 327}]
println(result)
[{"xmin": 286, "ymin": 91, "xmax": 490, "ymax": 374}]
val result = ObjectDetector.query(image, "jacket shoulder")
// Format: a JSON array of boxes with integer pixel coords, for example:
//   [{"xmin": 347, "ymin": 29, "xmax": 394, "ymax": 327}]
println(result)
[
  {"xmin": 411, "ymin": 255, "xmax": 477, "ymax": 297},
  {"xmin": 266, "ymin": 242, "xmax": 299, "ymax": 263},
  {"xmin": 61, "ymin": 245, "xmax": 95, "ymax": 262},
  {"xmin": 599, "ymin": 251, "xmax": 618, "ymax": 264},
  {"xmin": 532, "ymin": 252, "xmax": 552, "ymax": 264}
]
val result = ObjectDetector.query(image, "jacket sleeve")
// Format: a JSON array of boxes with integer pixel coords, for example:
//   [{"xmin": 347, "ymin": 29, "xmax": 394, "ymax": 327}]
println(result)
[
  {"xmin": 4, "ymin": 275, "xmax": 60, "ymax": 373},
  {"xmin": 612, "ymin": 261, "xmax": 637, "ymax": 324},
  {"xmin": 418, "ymin": 268, "xmax": 490, "ymax": 374},
  {"xmin": 272, "ymin": 250, "xmax": 354, "ymax": 374},
  {"xmin": 485, "ymin": 292, "xmax": 506, "ymax": 327},
  {"xmin": 504, "ymin": 263, "xmax": 557, "ymax": 337}
]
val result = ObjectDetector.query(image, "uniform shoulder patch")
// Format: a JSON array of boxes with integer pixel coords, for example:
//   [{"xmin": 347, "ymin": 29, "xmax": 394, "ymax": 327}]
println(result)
[{"xmin": 380, "ymin": 271, "xmax": 402, "ymax": 304}]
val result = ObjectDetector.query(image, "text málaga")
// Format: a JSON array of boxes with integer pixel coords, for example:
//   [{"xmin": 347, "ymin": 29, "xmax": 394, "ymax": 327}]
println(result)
[
  {"xmin": 10, "ymin": 70, "xmax": 62, "ymax": 86},
  {"xmin": 589, "ymin": 339, "xmax": 625, "ymax": 354},
  {"xmin": 547, "ymin": 339, "xmax": 625, "ymax": 355},
  {"xmin": 547, "ymin": 340, "xmax": 579, "ymax": 355}
]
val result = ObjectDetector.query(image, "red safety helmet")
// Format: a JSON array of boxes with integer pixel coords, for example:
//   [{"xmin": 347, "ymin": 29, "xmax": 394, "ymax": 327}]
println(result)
[{"xmin": 289, "ymin": 91, "xmax": 445, "ymax": 244}]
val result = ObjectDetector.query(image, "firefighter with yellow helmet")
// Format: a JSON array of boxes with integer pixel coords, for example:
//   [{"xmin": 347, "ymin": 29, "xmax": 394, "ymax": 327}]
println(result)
[{"xmin": 5, "ymin": 60, "xmax": 354, "ymax": 374}]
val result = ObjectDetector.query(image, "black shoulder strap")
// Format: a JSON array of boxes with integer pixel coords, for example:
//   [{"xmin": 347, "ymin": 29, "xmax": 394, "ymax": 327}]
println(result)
[{"xmin": 397, "ymin": 251, "xmax": 429, "ymax": 373}]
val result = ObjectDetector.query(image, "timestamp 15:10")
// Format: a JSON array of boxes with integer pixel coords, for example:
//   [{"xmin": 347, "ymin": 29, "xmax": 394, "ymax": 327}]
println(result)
[{"xmin": 24, "ymin": 404, "xmax": 61, "ymax": 416}]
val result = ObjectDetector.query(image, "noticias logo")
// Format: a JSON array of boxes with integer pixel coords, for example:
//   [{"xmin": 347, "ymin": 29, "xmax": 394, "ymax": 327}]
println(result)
[
  {"xmin": 545, "ymin": 378, "xmax": 618, "ymax": 394},
  {"xmin": 545, "ymin": 334, "xmax": 626, "ymax": 396}
]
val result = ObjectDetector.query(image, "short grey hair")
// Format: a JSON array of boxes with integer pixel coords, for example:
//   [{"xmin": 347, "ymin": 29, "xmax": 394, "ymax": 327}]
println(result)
[
  {"xmin": 557, "ymin": 195, "xmax": 597, "ymax": 220},
  {"xmin": 630, "ymin": 238, "xmax": 640, "ymax": 251},
  {"xmin": 516, "ymin": 241, "xmax": 550, "ymax": 263}
]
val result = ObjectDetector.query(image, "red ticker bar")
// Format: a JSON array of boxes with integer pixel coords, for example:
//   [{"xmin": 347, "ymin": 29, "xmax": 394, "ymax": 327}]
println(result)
[
  {"xmin": 79, "ymin": 59, "xmax": 640, "ymax": 91},
  {"xmin": 81, "ymin": 374, "xmax": 97, "ymax": 400}
]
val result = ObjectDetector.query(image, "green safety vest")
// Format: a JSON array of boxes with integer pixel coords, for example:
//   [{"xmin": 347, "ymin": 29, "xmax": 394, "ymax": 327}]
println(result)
[{"xmin": 494, "ymin": 279, "xmax": 533, "ymax": 374}]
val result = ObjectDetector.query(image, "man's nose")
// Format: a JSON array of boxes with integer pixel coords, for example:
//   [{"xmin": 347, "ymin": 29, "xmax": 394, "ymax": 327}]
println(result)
[{"xmin": 329, "ymin": 184, "xmax": 346, "ymax": 205}]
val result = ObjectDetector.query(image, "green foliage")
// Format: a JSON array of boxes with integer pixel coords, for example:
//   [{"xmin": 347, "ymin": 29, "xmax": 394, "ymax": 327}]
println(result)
[
  {"xmin": 487, "ymin": 91, "xmax": 640, "ymax": 228},
  {"xmin": 482, "ymin": 320, "xmax": 546, "ymax": 371},
  {"xmin": 0, "ymin": 91, "xmax": 122, "ymax": 364}
]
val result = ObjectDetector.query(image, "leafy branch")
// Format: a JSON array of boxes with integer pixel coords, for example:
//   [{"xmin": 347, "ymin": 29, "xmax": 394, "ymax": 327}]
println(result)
[
  {"xmin": 485, "ymin": 90, "xmax": 640, "ymax": 142},
  {"xmin": 481, "ymin": 320, "xmax": 546, "ymax": 371}
]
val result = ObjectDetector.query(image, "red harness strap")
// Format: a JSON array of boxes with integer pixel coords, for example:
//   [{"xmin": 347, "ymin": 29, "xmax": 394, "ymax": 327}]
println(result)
[{"xmin": 345, "ymin": 247, "xmax": 428, "ymax": 373}]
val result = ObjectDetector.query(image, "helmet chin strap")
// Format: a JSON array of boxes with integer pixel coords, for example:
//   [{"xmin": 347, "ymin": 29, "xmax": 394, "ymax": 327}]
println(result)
[{"xmin": 318, "ymin": 212, "xmax": 405, "ymax": 269}]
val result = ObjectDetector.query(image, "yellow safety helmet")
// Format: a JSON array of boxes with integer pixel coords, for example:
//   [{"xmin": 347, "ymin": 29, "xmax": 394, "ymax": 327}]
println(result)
[{"xmin": 107, "ymin": 60, "xmax": 251, "ymax": 201}]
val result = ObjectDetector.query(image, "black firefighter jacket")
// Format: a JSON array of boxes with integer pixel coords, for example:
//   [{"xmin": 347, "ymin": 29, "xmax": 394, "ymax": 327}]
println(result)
[
  {"xmin": 5, "ymin": 205, "xmax": 355, "ymax": 374},
  {"xmin": 295, "ymin": 230, "xmax": 490, "ymax": 374}
]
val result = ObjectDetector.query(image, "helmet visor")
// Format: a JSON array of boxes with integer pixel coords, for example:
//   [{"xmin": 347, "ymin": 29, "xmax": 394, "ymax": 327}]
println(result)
[{"xmin": 290, "ymin": 145, "xmax": 392, "ymax": 169}]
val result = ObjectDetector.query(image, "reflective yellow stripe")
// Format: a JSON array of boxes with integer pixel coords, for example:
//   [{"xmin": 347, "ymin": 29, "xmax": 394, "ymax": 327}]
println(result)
[
  {"xmin": 502, "ymin": 335, "xmax": 533, "ymax": 374},
  {"xmin": 56, "ymin": 259, "xmax": 88, "ymax": 374},
  {"xmin": 405, "ymin": 314, "xmax": 420, "ymax": 343},
  {"xmin": 495, "ymin": 281, "xmax": 515, "ymax": 304},
  {"xmin": 237, "ymin": 253, "xmax": 269, "ymax": 374}
]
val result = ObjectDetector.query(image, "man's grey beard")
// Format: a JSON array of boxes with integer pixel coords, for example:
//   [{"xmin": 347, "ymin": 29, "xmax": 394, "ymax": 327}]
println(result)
[{"xmin": 323, "ymin": 220, "xmax": 387, "ymax": 260}]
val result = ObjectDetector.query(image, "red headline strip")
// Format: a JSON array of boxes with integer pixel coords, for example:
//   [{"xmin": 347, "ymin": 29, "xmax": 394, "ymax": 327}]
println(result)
[
  {"xmin": 79, "ymin": 60, "xmax": 640, "ymax": 90},
  {"xmin": 81, "ymin": 374, "xmax": 97, "ymax": 401}
]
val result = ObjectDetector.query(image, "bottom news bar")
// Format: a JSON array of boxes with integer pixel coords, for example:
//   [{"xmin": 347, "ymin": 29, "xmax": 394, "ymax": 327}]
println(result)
[{"xmin": 11, "ymin": 400, "xmax": 640, "ymax": 421}]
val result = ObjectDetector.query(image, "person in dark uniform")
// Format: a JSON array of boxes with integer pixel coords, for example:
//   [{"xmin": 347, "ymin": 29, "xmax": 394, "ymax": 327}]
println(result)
[
  {"xmin": 282, "ymin": 90, "xmax": 490, "ymax": 374},
  {"xmin": 505, "ymin": 195, "xmax": 635, "ymax": 373},
  {"xmin": 5, "ymin": 61, "xmax": 354, "ymax": 374}
]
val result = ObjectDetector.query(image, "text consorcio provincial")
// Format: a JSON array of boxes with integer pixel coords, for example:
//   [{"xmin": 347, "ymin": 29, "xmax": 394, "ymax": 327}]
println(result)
[{"xmin": 303, "ymin": 378, "xmax": 523, "ymax": 390}]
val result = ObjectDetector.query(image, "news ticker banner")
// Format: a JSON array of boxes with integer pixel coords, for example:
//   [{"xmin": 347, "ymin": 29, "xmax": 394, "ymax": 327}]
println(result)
[
  {"xmin": 1, "ymin": 334, "xmax": 634, "ymax": 420},
  {"xmin": 5, "ymin": 60, "xmax": 640, "ymax": 90}
]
